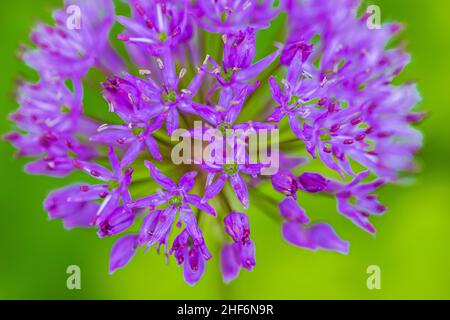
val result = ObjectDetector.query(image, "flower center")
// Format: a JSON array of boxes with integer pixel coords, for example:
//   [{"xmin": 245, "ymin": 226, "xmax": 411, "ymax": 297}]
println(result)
[
  {"xmin": 108, "ymin": 180, "xmax": 120, "ymax": 191},
  {"xmin": 132, "ymin": 126, "xmax": 145, "ymax": 136},
  {"xmin": 221, "ymin": 68, "xmax": 234, "ymax": 82},
  {"xmin": 162, "ymin": 88, "xmax": 177, "ymax": 103},
  {"xmin": 224, "ymin": 163, "xmax": 238, "ymax": 175},
  {"xmin": 169, "ymin": 195, "xmax": 183, "ymax": 206},
  {"xmin": 158, "ymin": 32, "xmax": 168, "ymax": 43},
  {"xmin": 218, "ymin": 122, "xmax": 232, "ymax": 135}
]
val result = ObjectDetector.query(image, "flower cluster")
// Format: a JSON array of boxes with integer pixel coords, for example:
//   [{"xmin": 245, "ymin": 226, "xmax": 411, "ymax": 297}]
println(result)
[{"xmin": 6, "ymin": 0, "xmax": 424, "ymax": 286}]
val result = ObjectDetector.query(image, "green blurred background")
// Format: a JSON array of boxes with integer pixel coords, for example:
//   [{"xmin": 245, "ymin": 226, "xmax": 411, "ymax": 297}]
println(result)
[{"xmin": 0, "ymin": 0, "xmax": 449, "ymax": 299}]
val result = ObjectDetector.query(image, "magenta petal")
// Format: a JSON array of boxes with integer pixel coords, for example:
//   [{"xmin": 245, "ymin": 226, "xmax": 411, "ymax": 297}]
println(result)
[
  {"xmin": 108, "ymin": 146, "xmax": 121, "ymax": 174},
  {"xmin": 278, "ymin": 197, "xmax": 309, "ymax": 224},
  {"xmin": 186, "ymin": 194, "xmax": 217, "ymax": 216},
  {"xmin": 96, "ymin": 192, "xmax": 120, "ymax": 224},
  {"xmin": 63, "ymin": 202, "xmax": 99, "ymax": 230},
  {"xmin": 238, "ymin": 240, "xmax": 256, "ymax": 271},
  {"xmin": 337, "ymin": 196, "xmax": 376, "ymax": 234},
  {"xmin": 282, "ymin": 222, "xmax": 349, "ymax": 254},
  {"xmin": 144, "ymin": 161, "xmax": 177, "ymax": 190},
  {"xmin": 121, "ymin": 140, "xmax": 144, "ymax": 168},
  {"xmin": 145, "ymin": 135, "xmax": 162, "ymax": 161},
  {"xmin": 183, "ymin": 246, "xmax": 206, "ymax": 287},
  {"xmin": 203, "ymin": 173, "xmax": 228, "ymax": 201},
  {"xmin": 147, "ymin": 205, "xmax": 177, "ymax": 246},
  {"xmin": 269, "ymin": 76, "xmax": 284, "ymax": 104},
  {"xmin": 236, "ymin": 50, "xmax": 280, "ymax": 81},
  {"xmin": 166, "ymin": 108, "xmax": 179, "ymax": 136},
  {"xmin": 298, "ymin": 172, "xmax": 329, "ymax": 193},
  {"xmin": 73, "ymin": 159, "xmax": 114, "ymax": 181},
  {"xmin": 129, "ymin": 193, "xmax": 166, "ymax": 209},
  {"xmin": 221, "ymin": 244, "xmax": 241, "ymax": 284},
  {"xmin": 224, "ymin": 212, "xmax": 251, "ymax": 244},
  {"xmin": 230, "ymin": 174, "xmax": 249, "ymax": 209},
  {"xmin": 26, "ymin": 158, "xmax": 74, "ymax": 177},
  {"xmin": 98, "ymin": 206, "xmax": 135, "ymax": 238},
  {"xmin": 109, "ymin": 234, "xmax": 138, "ymax": 274},
  {"xmin": 179, "ymin": 171, "xmax": 198, "ymax": 193}
]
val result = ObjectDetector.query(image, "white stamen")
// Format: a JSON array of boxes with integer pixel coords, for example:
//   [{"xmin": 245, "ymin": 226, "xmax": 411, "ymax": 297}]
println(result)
[
  {"xmin": 128, "ymin": 93, "xmax": 135, "ymax": 105},
  {"xmin": 97, "ymin": 124, "xmax": 109, "ymax": 132},
  {"xmin": 139, "ymin": 69, "xmax": 152, "ymax": 76},
  {"xmin": 156, "ymin": 58, "xmax": 164, "ymax": 70},
  {"xmin": 302, "ymin": 70, "xmax": 313, "ymax": 79},
  {"xmin": 129, "ymin": 37, "xmax": 155, "ymax": 44},
  {"xmin": 179, "ymin": 68, "xmax": 187, "ymax": 79},
  {"xmin": 108, "ymin": 102, "xmax": 115, "ymax": 112},
  {"xmin": 203, "ymin": 54, "xmax": 211, "ymax": 65}
]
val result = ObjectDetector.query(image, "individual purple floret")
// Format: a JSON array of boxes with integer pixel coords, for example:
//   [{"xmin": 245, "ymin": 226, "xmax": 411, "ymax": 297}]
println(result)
[
  {"xmin": 221, "ymin": 212, "xmax": 256, "ymax": 283},
  {"xmin": 202, "ymin": 28, "xmax": 280, "ymax": 91},
  {"xmin": 72, "ymin": 147, "xmax": 134, "ymax": 233},
  {"xmin": 45, "ymin": 184, "xmax": 105, "ymax": 230},
  {"xmin": 324, "ymin": 171, "xmax": 386, "ymax": 234},
  {"xmin": 118, "ymin": 0, "xmax": 193, "ymax": 59},
  {"xmin": 129, "ymin": 161, "xmax": 216, "ymax": 216},
  {"xmin": 102, "ymin": 58, "xmax": 206, "ymax": 137},
  {"xmin": 171, "ymin": 227, "xmax": 211, "ymax": 286},
  {"xmin": 193, "ymin": 0, "xmax": 280, "ymax": 33}
]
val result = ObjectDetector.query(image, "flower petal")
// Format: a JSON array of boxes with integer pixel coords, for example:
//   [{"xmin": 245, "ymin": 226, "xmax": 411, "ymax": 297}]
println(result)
[
  {"xmin": 109, "ymin": 234, "xmax": 138, "ymax": 274},
  {"xmin": 230, "ymin": 174, "xmax": 249, "ymax": 209},
  {"xmin": 282, "ymin": 222, "xmax": 349, "ymax": 254},
  {"xmin": 278, "ymin": 197, "xmax": 309, "ymax": 224}
]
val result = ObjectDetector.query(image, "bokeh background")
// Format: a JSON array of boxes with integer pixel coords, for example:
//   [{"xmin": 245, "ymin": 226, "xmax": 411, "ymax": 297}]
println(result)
[{"xmin": 1, "ymin": 0, "xmax": 449, "ymax": 300}]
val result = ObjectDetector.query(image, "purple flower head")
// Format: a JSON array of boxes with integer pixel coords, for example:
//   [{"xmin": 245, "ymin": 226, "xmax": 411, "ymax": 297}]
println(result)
[
  {"xmin": 9, "ymin": 0, "xmax": 424, "ymax": 286},
  {"xmin": 221, "ymin": 213, "xmax": 256, "ymax": 283}
]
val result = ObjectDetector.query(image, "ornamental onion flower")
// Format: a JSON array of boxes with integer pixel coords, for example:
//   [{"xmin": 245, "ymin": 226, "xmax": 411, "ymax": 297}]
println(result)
[{"xmin": 6, "ymin": 0, "xmax": 424, "ymax": 286}]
